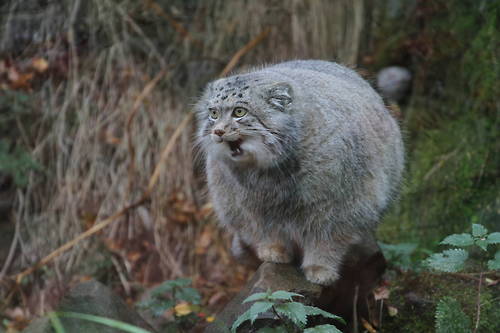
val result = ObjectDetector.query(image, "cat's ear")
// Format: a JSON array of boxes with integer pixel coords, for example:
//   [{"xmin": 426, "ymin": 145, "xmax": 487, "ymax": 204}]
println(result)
[{"xmin": 266, "ymin": 82, "xmax": 293, "ymax": 111}]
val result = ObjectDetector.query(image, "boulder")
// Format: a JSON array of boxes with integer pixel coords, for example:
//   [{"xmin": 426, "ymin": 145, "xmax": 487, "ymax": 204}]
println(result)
[
  {"xmin": 23, "ymin": 280, "xmax": 156, "ymax": 333},
  {"xmin": 376, "ymin": 66, "xmax": 412, "ymax": 103}
]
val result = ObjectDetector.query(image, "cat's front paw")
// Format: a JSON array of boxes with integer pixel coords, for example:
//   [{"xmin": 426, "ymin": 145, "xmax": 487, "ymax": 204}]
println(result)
[
  {"xmin": 302, "ymin": 265, "xmax": 339, "ymax": 285},
  {"xmin": 256, "ymin": 243, "xmax": 293, "ymax": 264}
]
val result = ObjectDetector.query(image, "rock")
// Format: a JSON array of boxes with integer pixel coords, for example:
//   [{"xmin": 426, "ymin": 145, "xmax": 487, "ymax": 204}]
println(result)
[
  {"xmin": 376, "ymin": 66, "xmax": 412, "ymax": 103},
  {"xmin": 205, "ymin": 239, "xmax": 386, "ymax": 332},
  {"xmin": 204, "ymin": 262, "xmax": 323, "ymax": 333},
  {"xmin": 23, "ymin": 280, "xmax": 156, "ymax": 333}
]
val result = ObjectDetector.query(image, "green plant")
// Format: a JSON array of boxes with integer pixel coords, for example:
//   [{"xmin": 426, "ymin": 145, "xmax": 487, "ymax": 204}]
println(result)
[
  {"xmin": 379, "ymin": 242, "xmax": 422, "ymax": 271},
  {"xmin": 426, "ymin": 223, "xmax": 500, "ymax": 272},
  {"xmin": 231, "ymin": 290, "xmax": 344, "ymax": 333},
  {"xmin": 425, "ymin": 223, "xmax": 500, "ymax": 333},
  {"xmin": 0, "ymin": 139, "xmax": 41, "ymax": 187},
  {"xmin": 49, "ymin": 311, "xmax": 152, "ymax": 333},
  {"xmin": 136, "ymin": 278, "xmax": 210, "ymax": 332},
  {"xmin": 435, "ymin": 297, "xmax": 471, "ymax": 333}
]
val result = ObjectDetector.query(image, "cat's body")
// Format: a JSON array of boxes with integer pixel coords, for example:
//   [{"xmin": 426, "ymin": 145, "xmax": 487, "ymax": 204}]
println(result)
[{"xmin": 195, "ymin": 60, "xmax": 404, "ymax": 285}]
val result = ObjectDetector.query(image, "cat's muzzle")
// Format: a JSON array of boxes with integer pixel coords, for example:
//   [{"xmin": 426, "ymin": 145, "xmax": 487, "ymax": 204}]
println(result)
[
  {"xmin": 227, "ymin": 138, "xmax": 243, "ymax": 157},
  {"xmin": 210, "ymin": 134, "xmax": 244, "ymax": 158}
]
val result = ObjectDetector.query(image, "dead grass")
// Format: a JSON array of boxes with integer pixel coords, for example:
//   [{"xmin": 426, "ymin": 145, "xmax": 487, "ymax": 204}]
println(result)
[{"xmin": 0, "ymin": 0, "xmax": 370, "ymax": 320}]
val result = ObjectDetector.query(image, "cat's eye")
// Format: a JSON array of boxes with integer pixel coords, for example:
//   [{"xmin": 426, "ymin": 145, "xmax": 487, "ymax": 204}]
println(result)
[
  {"xmin": 232, "ymin": 107, "xmax": 248, "ymax": 118},
  {"xmin": 208, "ymin": 108, "xmax": 219, "ymax": 119}
]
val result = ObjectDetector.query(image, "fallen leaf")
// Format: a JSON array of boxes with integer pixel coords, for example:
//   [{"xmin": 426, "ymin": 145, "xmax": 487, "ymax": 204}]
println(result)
[
  {"xmin": 7, "ymin": 67, "xmax": 20, "ymax": 82},
  {"xmin": 361, "ymin": 318, "xmax": 377, "ymax": 333},
  {"xmin": 206, "ymin": 316, "xmax": 215, "ymax": 323},
  {"xmin": 196, "ymin": 202, "xmax": 214, "ymax": 220},
  {"xmin": 195, "ymin": 226, "xmax": 213, "ymax": 254},
  {"xmin": 174, "ymin": 302, "xmax": 192, "ymax": 316},
  {"xmin": 32, "ymin": 58, "xmax": 49, "ymax": 73},
  {"xmin": 9, "ymin": 71, "xmax": 34, "ymax": 90},
  {"xmin": 0, "ymin": 59, "xmax": 6, "ymax": 74},
  {"xmin": 388, "ymin": 305, "xmax": 398, "ymax": 317},
  {"xmin": 485, "ymin": 278, "xmax": 497, "ymax": 286},
  {"xmin": 127, "ymin": 251, "xmax": 142, "ymax": 262},
  {"xmin": 208, "ymin": 291, "xmax": 227, "ymax": 306},
  {"xmin": 373, "ymin": 285, "xmax": 390, "ymax": 300},
  {"xmin": 5, "ymin": 307, "xmax": 26, "ymax": 321}
]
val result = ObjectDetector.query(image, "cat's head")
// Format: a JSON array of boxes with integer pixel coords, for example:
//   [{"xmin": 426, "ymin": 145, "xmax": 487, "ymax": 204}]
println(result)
[{"xmin": 195, "ymin": 73, "xmax": 297, "ymax": 168}]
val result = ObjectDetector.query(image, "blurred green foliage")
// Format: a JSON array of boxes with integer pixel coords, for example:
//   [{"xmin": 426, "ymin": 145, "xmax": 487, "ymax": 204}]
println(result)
[
  {"xmin": 377, "ymin": 0, "xmax": 499, "ymax": 247},
  {"xmin": 435, "ymin": 297, "xmax": 471, "ymax": 333},
  {"xmin": 0, "ymin": 139, "xmax": 40, "ymax": 187},
  {"xmin": 0, "ymin": 91, "xmax": 41, "ymax": 187}
]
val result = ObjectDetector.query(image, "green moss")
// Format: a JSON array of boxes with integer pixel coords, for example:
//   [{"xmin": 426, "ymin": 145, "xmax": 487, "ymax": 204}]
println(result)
[
  {"xmin": 377, "ymin": 0, "xmax": 500, "ymax": 248},
  {"xmin": 382, "ymin": 272, "xmax": 500, "ymax": 332}
]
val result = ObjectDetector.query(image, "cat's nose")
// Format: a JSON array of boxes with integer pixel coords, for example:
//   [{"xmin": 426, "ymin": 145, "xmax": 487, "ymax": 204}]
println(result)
[{"xmin": 214, "ymin": 129, "xmax": 225, "ymax": 137}]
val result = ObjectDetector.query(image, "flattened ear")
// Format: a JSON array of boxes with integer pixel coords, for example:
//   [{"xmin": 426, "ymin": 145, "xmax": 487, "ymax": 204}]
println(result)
[{"xmin": 266, "ymin": 82, "xmax": 293, "ymax": 111}]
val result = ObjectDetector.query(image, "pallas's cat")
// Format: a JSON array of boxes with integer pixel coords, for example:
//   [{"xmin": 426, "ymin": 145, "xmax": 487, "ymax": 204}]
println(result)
[{"xmin": 195, "ymin": 60, "xmax": 404, "ymax": 285}]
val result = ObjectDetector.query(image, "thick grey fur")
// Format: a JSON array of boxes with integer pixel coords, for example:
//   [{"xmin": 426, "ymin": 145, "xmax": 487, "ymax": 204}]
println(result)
[{"xmin": 194, "ymin": 60, "xmax": 404, "ymax": 285}]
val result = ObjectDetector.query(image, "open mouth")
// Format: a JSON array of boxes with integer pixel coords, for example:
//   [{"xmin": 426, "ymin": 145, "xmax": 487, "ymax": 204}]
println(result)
[{"xmin": 227, "ymin": 139, "xmax": 243, "ymax": 157}]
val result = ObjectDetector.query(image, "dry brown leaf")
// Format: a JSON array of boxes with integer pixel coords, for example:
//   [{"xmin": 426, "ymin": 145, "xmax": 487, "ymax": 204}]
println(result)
[
  {"xmin": 361, "ymin": 318, "xmax": 377, "ymax": 333},
  {"xmin": 196, "ymin": 202, "xmax": 214, "ymax": 220},
  {"xmin": 195, "ymin": 226, "xmax": 213, "ymax": 254},
  {"xmin": 373, "ymin": 285, "xmax": 390, "ymax": 300},
  {"xmin": 9, "ymin": 71, "xmax": 34, "ymax": 90},
  {"xmin": 7, "ymin": 67, "xmax": 20, "ymax": 82},
  {"xmin": 0, "ymin": 59, "xmax": 6, "ymax": 74},
  {"xmin": 208, "ymin": 291, "xmax": 227, "ymax": 306},
  {"xmin": 127, "ymin": 251, "xmax": 142, "ymax": 262},
  {"xmin": 31, "ymin": 58, "xmax": 49, "ymax": 73},
  {"xmin": 5, "ymin": 307, "xmax": 27, "ymax": 321}
]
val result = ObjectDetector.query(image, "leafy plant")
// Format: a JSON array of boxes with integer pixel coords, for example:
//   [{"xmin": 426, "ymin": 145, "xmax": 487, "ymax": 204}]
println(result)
[
  {"xmin": 426, "ymin": 223, "xmax": 500, "ymax": 272},
  {"xmin": 379, "ymin": 242, "xmax": 421, "ymax": 271},
  {"xmin": 0, "ymin": 139, "xmax": 41, "ymax": 187},
  {"xmin": 231, "ymin": 290, "xmax": 344, "ymax": 333},
  {"xmin": 136, "ymin": 278, "xmax": 211, "ymax": 332},
  {"xmin": 435, "ymin": 297, "xmax": 472, "ymax": 333},
  {"xmin": 425, "ymin": 223, "xmax": 500, "ymax": 333},
  {"xmin": 137, "ymin": 278, "xmax": 200, "ymax": 316}
]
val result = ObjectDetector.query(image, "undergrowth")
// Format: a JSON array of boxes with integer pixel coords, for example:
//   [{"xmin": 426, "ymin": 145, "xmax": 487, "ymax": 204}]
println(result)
[{"xmin": 377, "ymin": 0, "xmax": 499, "ymax": 248}]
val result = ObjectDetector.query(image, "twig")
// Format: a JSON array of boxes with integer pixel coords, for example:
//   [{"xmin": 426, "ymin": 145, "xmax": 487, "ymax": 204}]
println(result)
[
  {"xmin": 448, "ymin": 272, "xmax": 484, "ymax": 282},
  {"xmin": 220, "ymin": 28, "xmax": 271, "ymax": 77},
  {"xmin": 352, "ymin": 285, "xmax": 359, "ymax": 333},
  {"xmin": 14, "ymin": 196, "xmax": 148, "ymax": 284},
  {"xmin": 473, "ymin": 272, "xmax": 483, "ymax": 333},
  {"xmin": 146, "ymin": 112, "xmax": 194, "ymax": 195},
  {"xmin": 126, "ymin": 70, "xmax": 167, "ymax": 190},
  {"xmin": 423, "ymin": 147, "xmax": 460, "ymax": 182},
  {"xmin": 144, "ymin": 0, "xmax": 203, "ymax": 48},
  {"xmin": 271, "ymin": 305, "xmax": 284, "ymax": 323},
  {"xmin": 378, "ymin": 299, "xmax": 383, "ymax": 330},
  {"xmin": 0, "ymin": 215, "xmax": 20, "ymax": 279},
  {"xmin": 110, "ymin": 256, "xmax": 131, "ymax": 296},
  {"xmin": 9, "ymin": 27, "xmax": 271, "ymax": 285}
]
